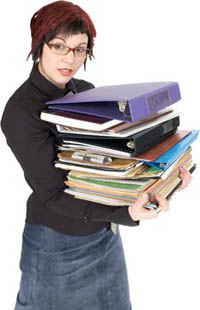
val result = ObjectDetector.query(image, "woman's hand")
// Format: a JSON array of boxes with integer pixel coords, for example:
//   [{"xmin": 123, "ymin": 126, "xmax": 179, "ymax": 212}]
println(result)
[
  {"xmin": 178, "ymin": 166, "xmax": 192, "ymax": 190},
  {"xmin": 128, "ymin": 167, "xmax": 192, "ymax": 221},
  {"xmin": 128, "ymin": 193, "xmax": 169, "ymax": 221}
]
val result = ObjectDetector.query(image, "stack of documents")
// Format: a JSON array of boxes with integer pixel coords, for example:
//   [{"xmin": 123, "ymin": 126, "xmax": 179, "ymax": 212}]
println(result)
[{"xmin": 41, "ymin": 82, "xmax": 199, "ymax": 209}]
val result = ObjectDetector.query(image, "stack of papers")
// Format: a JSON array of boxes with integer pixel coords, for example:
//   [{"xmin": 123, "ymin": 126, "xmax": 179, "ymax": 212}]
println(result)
[{"xmin": 41, "ymin": 82, "xmax": 199, "ymax": 209}]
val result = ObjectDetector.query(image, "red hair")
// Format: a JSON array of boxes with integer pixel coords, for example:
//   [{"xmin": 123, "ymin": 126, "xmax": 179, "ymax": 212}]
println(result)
[{"xmin": 27, "ymin": 1, "xmax": 96, "ymax": 60}]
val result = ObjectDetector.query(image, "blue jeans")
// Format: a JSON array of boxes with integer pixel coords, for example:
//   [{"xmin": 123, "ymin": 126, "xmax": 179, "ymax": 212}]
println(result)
[{"xmin": 14, "ymin": 223, "xmax": 132, "ymax": 310}]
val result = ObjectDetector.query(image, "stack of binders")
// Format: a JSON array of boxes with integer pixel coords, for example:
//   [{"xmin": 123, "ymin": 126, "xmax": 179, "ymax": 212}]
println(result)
[{"xmin": 41, "ymin": 82, "xmax": 199, "ymax": 209}]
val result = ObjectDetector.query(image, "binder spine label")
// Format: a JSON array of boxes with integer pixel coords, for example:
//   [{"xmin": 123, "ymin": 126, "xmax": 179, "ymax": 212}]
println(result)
[{"xmin": 147, "ymin": 90, "xmax": 170, "ymax": 114}]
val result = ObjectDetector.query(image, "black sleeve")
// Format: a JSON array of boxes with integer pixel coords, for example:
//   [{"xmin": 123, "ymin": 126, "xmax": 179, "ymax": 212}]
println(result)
[{"xmin": 1, "ymin": 100, "xmax": 139, "ymax": 227}]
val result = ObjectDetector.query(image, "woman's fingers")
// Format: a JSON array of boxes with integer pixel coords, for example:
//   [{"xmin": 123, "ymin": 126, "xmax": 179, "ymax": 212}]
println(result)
[
  {"xmin": 179, "ymin": 167, "xmax": 192, "ymax": 189},
  {"xmin": 128, "ymin": 193, "xmax": 169, "ymax": 221},
  {"xmin": 154, "ymin": 194, "xmax": 169, "ymax": 211},
  {"xmin": 129, "ymin": 166, "xmax": 192, "ymax": 222}
]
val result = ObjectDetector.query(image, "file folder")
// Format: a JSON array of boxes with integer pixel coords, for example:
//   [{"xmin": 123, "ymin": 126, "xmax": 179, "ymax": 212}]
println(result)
[
  {"xmin": 46, "ymin": 82, "xmax": 181, "ymax": 122},
  {"xmin": 63, "ymin": 163, "xmax": 196, "ymax": 208},
  {"xmin": 133, "ymin": 130, "xmax": 191, "ymax": 162},
  {"xmin": 142, "ymin": 130, "xmax": 199, "ymax": 171}
]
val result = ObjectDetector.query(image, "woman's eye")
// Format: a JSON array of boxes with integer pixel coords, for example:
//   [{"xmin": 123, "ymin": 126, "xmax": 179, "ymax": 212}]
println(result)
[
  {"xmin": 53, "ymin": 44, "xmax": 65, "ymax": 50},
  {"xmin": 76, "ymin": 47, "xmax": 85, "ymax": 53}
]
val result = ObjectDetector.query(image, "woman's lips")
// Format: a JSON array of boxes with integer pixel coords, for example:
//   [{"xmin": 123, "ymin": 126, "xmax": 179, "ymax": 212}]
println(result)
[{"xmin": 58, "ymin": 68, "xmax": 73, "ymax": 76}]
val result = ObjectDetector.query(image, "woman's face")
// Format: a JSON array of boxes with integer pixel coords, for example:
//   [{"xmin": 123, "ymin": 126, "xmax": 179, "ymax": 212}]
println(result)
[{"xmin": 38, "ymin": 33, "xmax": 88, "ymax": 88}]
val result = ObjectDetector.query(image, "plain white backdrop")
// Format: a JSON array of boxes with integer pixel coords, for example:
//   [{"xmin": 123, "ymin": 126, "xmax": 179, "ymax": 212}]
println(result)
[{"xmin": 0, "ymin": 1, "xmax": 199, "ymax": 309}]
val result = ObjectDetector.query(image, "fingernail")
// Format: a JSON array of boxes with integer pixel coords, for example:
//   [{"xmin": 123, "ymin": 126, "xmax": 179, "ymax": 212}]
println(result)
[{"xmin": 142, "ymin": 193, "xmax": 148, "ymax": 199}]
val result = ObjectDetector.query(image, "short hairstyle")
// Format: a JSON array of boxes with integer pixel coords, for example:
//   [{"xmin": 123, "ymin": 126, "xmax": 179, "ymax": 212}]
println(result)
[{"xmin": 27, "ymin": 1, "xmax": 96, "ymax": 69}]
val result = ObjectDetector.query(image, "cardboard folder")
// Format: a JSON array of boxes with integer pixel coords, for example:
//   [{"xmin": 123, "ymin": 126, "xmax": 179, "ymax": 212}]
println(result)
[
  {"xmin": 46, "ymin": 82, "xmax": 181, "ymax": 122},
  {"xmin": 142, "ymin": 130, "xmax": 199, "ymax": 171},
  {"xmin": 133, "ymin": 130, "xmax": 191, "ymax": 162},
  {"xmin": 58, "ymin": 117, "xmax": 179, "ymax": 157},
  {"xmin": 63, "ymin": 164, "xmax": 196, "ymax": 208}
]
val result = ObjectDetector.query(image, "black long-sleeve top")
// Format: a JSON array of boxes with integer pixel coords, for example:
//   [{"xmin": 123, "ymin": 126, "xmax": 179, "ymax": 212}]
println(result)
[{"xmin": 1, "ymin": 68, "xmax": 139, "ymax": 235}]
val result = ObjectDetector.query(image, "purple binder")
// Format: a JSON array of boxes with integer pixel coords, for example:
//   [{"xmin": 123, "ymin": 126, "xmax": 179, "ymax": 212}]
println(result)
[{"xmin": 46, "ymin": 82, "xmax": 181, "ymax": 122}]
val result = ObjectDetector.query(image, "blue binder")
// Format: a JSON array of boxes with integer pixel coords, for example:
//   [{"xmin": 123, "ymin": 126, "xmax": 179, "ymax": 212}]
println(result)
[
  {"xmin": 46, "ymin": 82, "xmax": 181, "ymax": 122},
  {"xmin": 142, "ymin": 130, "xmax": 199, "ymax": 171}
]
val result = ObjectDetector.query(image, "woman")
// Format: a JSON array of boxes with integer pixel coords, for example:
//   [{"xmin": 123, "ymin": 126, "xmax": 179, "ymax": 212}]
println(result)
[{"xmin": 1, "ymin": 1, "xmax": 191, "ymax": 309}]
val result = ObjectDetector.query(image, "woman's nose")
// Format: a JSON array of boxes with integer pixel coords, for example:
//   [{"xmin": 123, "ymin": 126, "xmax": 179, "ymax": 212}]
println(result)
[{"xmin": 61, "ymin": 50, "xmax": 75, "ymax": 64}]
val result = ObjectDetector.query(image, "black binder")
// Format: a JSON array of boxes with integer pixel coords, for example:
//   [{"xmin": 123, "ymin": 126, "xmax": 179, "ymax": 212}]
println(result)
[{"xmin": 57, "ymin": 116, "xmax": 179, "ymax": 157}]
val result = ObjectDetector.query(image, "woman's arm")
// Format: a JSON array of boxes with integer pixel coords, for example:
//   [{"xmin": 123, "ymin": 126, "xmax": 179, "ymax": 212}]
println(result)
[{"xmin": 1, "ymin": 100, "xmax": 139, "ymax": 227}]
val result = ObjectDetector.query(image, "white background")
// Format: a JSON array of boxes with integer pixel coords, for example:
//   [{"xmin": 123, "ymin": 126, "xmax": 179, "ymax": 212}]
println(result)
[{"xmin": 0, "ymin": 1, "xmax": 199, "ymax": 309}]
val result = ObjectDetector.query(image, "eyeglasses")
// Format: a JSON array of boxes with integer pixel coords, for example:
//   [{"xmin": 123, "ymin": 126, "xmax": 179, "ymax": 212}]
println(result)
[{"xmin": 46, "ymin": 42, "xmax": 92, "ymax": 58}]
